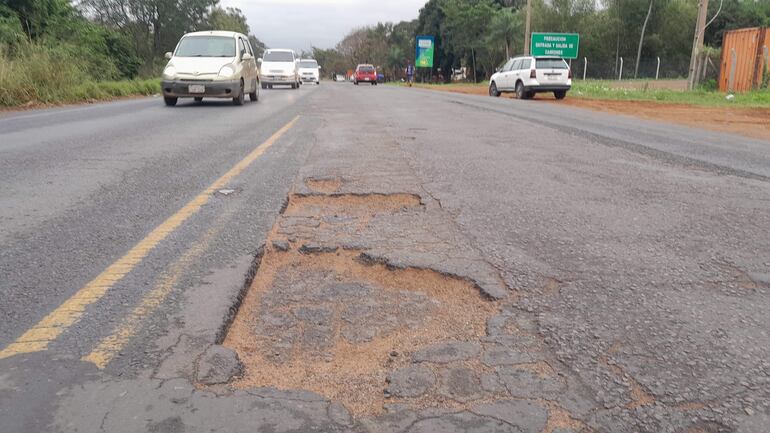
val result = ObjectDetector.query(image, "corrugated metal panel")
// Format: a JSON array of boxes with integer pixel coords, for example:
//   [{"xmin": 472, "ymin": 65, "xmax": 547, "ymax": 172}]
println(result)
[{"xmin": 719, "ymin": 27, "xmax": 760, "ymax": 92}]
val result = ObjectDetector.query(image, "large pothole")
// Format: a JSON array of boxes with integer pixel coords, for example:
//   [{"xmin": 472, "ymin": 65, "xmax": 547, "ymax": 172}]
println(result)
[
  {"xmin": 223, "ymin": 248, "xmax": 499, "ymax": 416},
  {"xmin": 285, "ymin": 193, "xmax": 423, "ymax": 218}
]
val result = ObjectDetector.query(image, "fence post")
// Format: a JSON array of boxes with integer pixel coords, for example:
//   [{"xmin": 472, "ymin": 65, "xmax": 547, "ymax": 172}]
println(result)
[
  {"xmin": 728, "ymin": 48, "xmax": 737, "ymax": 93},
  {"xmin": 583, "ymin": 57, "xmax": 587, "ymax": 80},
  {"xmin": 619, "ymin": 57, "xmax": 623, "ymax": 80},
  {"xmin": 655, "ymin": 57, "xmax": 660, "ymax": 80}
]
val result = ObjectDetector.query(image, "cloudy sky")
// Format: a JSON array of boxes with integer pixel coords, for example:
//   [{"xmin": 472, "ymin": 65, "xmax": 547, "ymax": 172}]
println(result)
[{"xmin": 219, "ymin": 0, "xmax": 427, "ymax": 51}]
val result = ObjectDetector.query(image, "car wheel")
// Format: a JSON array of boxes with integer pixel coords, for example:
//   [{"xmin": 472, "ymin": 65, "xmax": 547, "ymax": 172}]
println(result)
[
  {"xmin": 317, "ymin": 81, "xmax": 320, "ymax": 85},
  {"xmin": 249, "ymin": 88, "xmax": 258, "ymax": 102},
  {"xmin": 489, "ymin": 82, "xmax": 500, "ymax": 97},
  {"xmin": 233, "ymin": 80, "xmax": 245, "ymax": 106},
  {"xmin": 554, "ymin": 90, "xmax": 567, "ymax": 100},
  {"xmin": 515, "ymin": 81, "xmax": 526, "ymax": 100},
  {"xmin": 291, "ymin": 82, "xmax": 297, "ymax": 89},
  {"xmin": 194, "ymin": 97, "xmax": 203, "ymax": 103},
  {"xmin": 164, "ymin": 96, "xmax": 177, "ymax": 106}
]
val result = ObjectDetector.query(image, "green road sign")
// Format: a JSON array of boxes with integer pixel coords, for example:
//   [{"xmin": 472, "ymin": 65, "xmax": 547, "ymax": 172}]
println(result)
[
  {"xmin": 531, "ymin": 33, "xmax": 580, "ymax": 59},
  {"xmin": 416, "ymin": 36, "xmax": 435, "ymax": 68}
]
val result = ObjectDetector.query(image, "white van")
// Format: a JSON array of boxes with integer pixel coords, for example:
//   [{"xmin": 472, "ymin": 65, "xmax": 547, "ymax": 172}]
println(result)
[
  {"xmin": 259, "ymin": 49, "xmax": 301, "ymax": 89},
  {"xmin": 161, "ymin": 31, "xmax": 259, "ymax": 106},
  {"xmin": 298, "ymin": 59, "xmax": 321, "ymax": 85}
]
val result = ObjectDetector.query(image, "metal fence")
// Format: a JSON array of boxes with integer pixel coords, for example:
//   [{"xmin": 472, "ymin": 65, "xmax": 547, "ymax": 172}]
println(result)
[{"xmin": 569, "ymin": 58, "xmax": 696, "ymax": 81}]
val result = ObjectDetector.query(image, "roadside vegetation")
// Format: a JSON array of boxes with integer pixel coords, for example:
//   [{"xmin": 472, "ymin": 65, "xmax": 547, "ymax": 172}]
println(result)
[
  {"xmin": 572, "ymin": 81, "xmax": 770, "ymax": 108},
  {"xmin": 0, "ymin": 0, "xmax": 265, "ymax": 107},
  {"xmin": 315, "ymin": 0, "xmax": 770, "ymax": 85}
]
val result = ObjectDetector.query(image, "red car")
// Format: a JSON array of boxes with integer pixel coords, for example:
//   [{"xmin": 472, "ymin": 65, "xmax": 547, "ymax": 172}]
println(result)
[{"xmin": 354, "ymin": 64, "xmax": 378, "ymax": 85}]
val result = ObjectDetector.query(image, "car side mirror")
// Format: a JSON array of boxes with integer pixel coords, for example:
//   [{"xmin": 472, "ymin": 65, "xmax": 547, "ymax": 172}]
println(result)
[
  {"xmin": 165, "ymin": 52, "xmax": 173, "ymax": 60},
  {"xmin": 242, "ymin": 53, "xmax": 253, "ymax": 61}
]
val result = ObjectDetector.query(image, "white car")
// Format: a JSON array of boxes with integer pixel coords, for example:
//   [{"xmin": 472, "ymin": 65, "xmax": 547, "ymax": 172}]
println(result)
[
  {"xmin": 298, "ymin": 59, "xmax": 321, "ymax": 85},
  {"xmin": 161, "ymin": 31, "xmax": 259, "ymax": 106},
  {"xmin": 259, "ymin": 49, "xmax": 300, "ymax": 89},
  {"xmin": 489, "ymin": 56, "xmax": 572, "ymax": 100}
]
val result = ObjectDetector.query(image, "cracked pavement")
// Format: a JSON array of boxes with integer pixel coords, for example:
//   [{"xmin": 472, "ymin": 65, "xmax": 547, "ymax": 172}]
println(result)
[{"xmin": 1, "ymin": 83, "xmax": 769, "ymax": 433}]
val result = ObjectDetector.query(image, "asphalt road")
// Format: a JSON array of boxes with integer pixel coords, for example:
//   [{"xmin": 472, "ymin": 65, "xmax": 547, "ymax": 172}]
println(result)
[{"xmin": 1, "ymin": 83, "xmax": 768, "ymax": 433}]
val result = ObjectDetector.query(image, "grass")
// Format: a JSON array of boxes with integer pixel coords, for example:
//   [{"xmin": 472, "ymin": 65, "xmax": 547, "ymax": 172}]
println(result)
[
  {"xmin": 571, "ymin": 81, "xmax": 770, "ymax": 108},
  {"xmin": 394, "ymin": 80, "xmax": 770, "ymax": 109},
  {"xmin": 0, "ymin": 44, "xmax": 159, "ymax": 107}
]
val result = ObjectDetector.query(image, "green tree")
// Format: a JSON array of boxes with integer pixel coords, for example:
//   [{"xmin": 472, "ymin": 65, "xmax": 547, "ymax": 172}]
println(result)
[
  {"xmin": 486, "ymin": 7, "xmax": 522, "ymax": 59},
  {"xmin": 441, "ymin": 0, "xmax": 498, "ymax": 81},
  {"xmin": 206, "ymin": 6, "xmax": 249, "ymax": 34}
]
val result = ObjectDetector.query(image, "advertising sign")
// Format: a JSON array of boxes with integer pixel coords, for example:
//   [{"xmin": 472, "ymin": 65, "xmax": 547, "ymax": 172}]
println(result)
[
  {"xmin": 416, "ymin": 36, "xmax": 435, "ymax": 68},
  {"xmin": 531, "ymin": 33, "xmax": 580, "ymax": 59}
]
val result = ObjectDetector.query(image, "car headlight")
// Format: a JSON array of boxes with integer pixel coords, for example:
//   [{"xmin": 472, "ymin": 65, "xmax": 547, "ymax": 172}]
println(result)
[
  {"xmin": 162, "ymin": 66, "xmax": 176, "ymax": 79},
  {"xmin": 218, "ymin": 65, "xmax": 235, "ymax": 78}
]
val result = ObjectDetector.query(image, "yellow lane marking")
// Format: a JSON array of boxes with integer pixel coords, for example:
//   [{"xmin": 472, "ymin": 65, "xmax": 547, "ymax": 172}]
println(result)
[
  {"xmin": 83, "ymin": 221, "xmax": 222, "ymax": 368},
  {"xmin": 0, "ymin": 116, "xmax": 300, "ymax": 361}
]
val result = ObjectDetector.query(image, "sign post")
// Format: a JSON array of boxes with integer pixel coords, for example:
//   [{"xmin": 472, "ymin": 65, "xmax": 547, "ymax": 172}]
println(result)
[
  {"xmin": 415, "ymin": 36, "xmax": 435, "ymax": 69},
  {"xmin": 530, "ymin": 33, "xmax": 580, "ymax": 59}
]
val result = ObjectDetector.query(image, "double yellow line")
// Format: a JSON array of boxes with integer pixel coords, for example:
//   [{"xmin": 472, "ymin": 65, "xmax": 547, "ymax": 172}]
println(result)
[{"xmin": 0, "ymin": 116, "xmax": 299, "ymax": 362}]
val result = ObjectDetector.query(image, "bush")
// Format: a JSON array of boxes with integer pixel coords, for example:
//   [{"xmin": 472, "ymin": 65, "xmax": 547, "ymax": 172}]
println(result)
[
  {"xmin": 0, "ymin": 5, "xmax": 26, "ymax": 51},
  {"xmin": 0, "ymin": 42, "xmax": 158, "ymax": 106},
  {"xmin": 701, "ymin": 79, "xmax": 717, "ymax": 91}
]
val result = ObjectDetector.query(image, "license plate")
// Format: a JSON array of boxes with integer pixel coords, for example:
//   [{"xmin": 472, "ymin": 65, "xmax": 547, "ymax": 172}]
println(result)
[
  {"xmin": 188, "ymin": 85, "xmax": 205, "ymax": 94},
  {"xmin": 364, "ymin": 78, "xmax": 370, "ymax": 81}
]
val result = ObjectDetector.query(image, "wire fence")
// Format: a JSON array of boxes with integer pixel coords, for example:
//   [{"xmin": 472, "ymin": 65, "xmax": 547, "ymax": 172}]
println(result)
[{"xmin": 569, "ymin": 58, "xmax": 694, "ymax": 81}]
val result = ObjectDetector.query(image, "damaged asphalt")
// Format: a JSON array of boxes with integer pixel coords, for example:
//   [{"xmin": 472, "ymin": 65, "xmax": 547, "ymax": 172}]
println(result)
[{"xmin": 1, "ymin": 83, "xmax": 769, "ymax": 433}]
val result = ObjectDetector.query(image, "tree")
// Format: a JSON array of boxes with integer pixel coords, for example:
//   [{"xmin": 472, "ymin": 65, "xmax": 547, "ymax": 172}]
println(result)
[
  {"xmin": 81, "ymin": 0, "xmax": 218, "ymax": 58},
  {"xmin": 248, "ymin": 35, "xmax": 267, "ymax": 58},
  {"xmin": 634, "ymin": 0, "xmax": 654, "ymax": 78},
  {"xmin": 441, "ymin": 0, "xmax": 498, "ymax": 81},
  {"xmin": 487, "ymin": 7, "xmax": 522, "ymax": 59},
  {"xmin": 205, "ymin": 7, "xmax": 249, "ymax": 35}
]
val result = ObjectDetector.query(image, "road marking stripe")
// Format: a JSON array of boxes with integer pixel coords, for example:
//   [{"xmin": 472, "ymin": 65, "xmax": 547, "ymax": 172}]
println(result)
[
  {"xmin": 0, "ymin": 116, "xmax": 299, "ymax": 361},
  {"xmin": 83, "ymin": 218, "xmax": 224, "ymax": 369}
]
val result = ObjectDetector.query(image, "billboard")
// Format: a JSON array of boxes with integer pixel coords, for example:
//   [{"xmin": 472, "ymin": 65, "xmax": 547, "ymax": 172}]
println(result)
[{"xmin": 416, "ymin": 36, "xmax": 435, "ymax": 68}]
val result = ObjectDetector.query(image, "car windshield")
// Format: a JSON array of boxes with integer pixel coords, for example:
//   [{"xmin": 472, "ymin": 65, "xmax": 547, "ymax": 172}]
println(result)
[
  {"xmin": 299, "ymin": 61, "xmax": 318, "ymax": 69},
  {"xmin": 535, "ymin": 58, "xmax": 568, "ymax": 69},
  {"xmin": 359, "ymin": 66, "xmax": 375, "ymax": 72},
  {"xmin": 175, "ymin": 36, "xmax": 234, "ymax": 58},
  {"xmin": 264, "ymin": 51, "xmax": 294, "ymax": 62}
]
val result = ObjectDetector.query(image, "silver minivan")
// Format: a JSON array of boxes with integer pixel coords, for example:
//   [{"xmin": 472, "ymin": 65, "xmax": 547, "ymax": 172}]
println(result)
[{"xmin": 161, "ymin": 31, "xmax": 260, "ymax": 106}]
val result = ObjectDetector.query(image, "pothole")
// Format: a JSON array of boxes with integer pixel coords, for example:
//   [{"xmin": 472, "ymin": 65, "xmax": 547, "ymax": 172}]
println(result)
[
  {"xmin": 222, "ymin": 249, "xmax": 499, "ymax": 416},
  {"xmin": 304, "ymin": 177, "xmax": 344, "ymax": 194},
  {"xmin": 285, "ymin": 193, "xmax": 422, "ymax": 217}
]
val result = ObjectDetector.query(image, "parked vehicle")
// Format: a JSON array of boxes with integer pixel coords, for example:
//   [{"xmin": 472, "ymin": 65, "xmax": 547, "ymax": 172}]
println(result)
[
  {"xmin": 489, "ymin": 56, "xmax": 572, "ymax": 100},
  {"xmin": 298, "ymin": 59, "xmax": 321, "ymax": 85},
  {"xmin": 354, "ymin": 64, "xmax": 378, "ymax": 85},
  {"xmin": 161, "ymin": 31, "xmax": 259, "ymax": 106},
  {"xmin": 259, "ymin": 49, "xmax": 301, "ymax": 89}
]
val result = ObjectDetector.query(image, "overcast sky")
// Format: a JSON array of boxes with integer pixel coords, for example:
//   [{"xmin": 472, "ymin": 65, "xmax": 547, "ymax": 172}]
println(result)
[{"xmin": 219, "ymin": 0, "xmax": 427, "ymax": 52}]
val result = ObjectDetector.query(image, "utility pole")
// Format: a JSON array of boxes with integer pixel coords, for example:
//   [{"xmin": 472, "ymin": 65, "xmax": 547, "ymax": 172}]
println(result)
[
  {"xmin": 524, "ymin": 0, "xmax": 532, "ymax": 55},
  {"xmin": 687, "ymin": 0, "xmax": 709, "ymax": 90}
]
